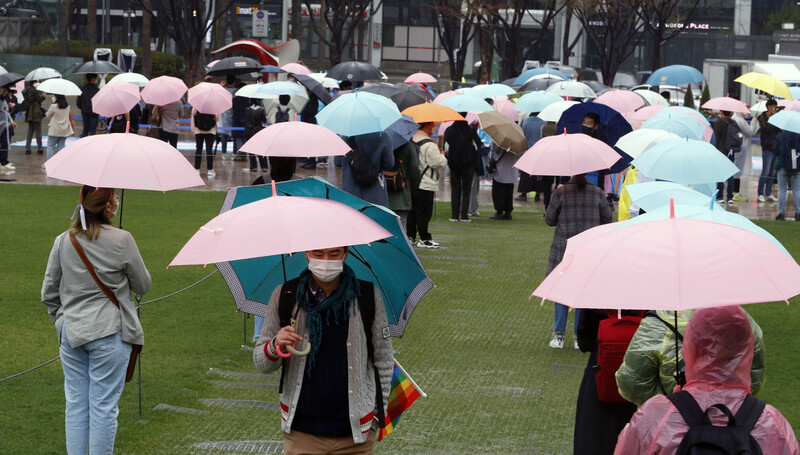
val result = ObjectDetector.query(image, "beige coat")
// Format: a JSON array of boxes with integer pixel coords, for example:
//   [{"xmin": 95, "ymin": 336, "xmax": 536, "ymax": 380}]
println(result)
[
  {"xmin": 412, "ymin": 131, "xmax": 447, "ymax": 192},
  {"xmin": 46, "ymin": 103, "xmax": 73, "ymax": 137}
]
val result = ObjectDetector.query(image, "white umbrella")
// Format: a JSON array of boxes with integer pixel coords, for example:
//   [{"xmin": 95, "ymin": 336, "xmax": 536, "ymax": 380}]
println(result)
[
  {"xmin": 108, "ymin": 72, "xmax": 149, "ymax": 88},
  {"xmin": 0, "ymin": 65, "xmax": 7, "ymax": 75},
  {"xmin": 234, "ymin": 83, "xmax": 264, "ymax": 98},
  {"xmin": 633, "ymin": 89, "xmax": 669, "ymax": 107},
  {"xmin": 262, "ymin": 93, "xmax": 309, "ymax": 114},
  {"xmin": 308, "ymin": 73, "xmax": 339, "ymax": 89},
  {"xmin": 615, "ymin": 129, "xmax": 680, "ymax": 160},
  {"xmin": 36, "ymin": 78, "xmax": 82, "ymax": 96},
  {"xmin": 25, "ymin": 67, "xmax": 61, "ymax": 82},
  {"xmin": 537, "ymin": 100, "xmax": 578, "ymax": 122},
  {"xmin": 545, "ymin": 81, "xmax": 597, "ymax": 99}
]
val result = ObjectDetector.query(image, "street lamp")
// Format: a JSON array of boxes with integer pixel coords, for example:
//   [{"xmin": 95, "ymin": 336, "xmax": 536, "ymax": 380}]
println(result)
[{"xmin": 122, "ymin": 9, "xmax": 135, "ymax": 46}]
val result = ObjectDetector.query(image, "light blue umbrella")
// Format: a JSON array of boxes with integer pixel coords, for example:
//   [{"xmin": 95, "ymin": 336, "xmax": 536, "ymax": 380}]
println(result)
[
  {"xmin": 514, "ymin": 92, "xmax": 563, "ymax": 113},
  {"xmin": 631, "ymin": 137, "xmax": 739, "ymax": 184},
  {"xmin": 625, "ymin": 181, "xmax": 717, "ymax": 213},
  {"xmin": 645, "ymin": 64, "xmax": 706, "ymax": 86},
  {"xmin": 641, "ymin": 113, "xmax": 707, "ymax": 141},
  {"xmin": 215, "ymin": 177, "xmax": 433, "ymax": 337},
  {"xmin": 513, "ymin": 68, "xmax": 568, "ymax": 86},
  {"xmin": 317, "ymin": 91, "xmax": 402, "ymax": 136},
  {"xmin": 261, "ymin": 65, "xmax": 285, "ymax": 74},
  {"xmin": 621, "ymin": 203, "xmax": 789, "ymax": 255},
  {"xmin": 790, "ymin": 86, "xmax": 800, "ymax": 100},
  {"xmin": 656, "ymin": 106, "xmax": 711, "ymax": 127},
  {"xmin": 439, "ymin": 95, "xmax": 494, "ymax": 113},
  {"xmin": 384, "ymin": 114, "xmax": 419, "ymax": 149},
  {"xmin": 471, "ymin": 83, "xmax": 517, "ymax": 98},
  {"xmin": 768, "ymin": 110, "xmax": 800, "ymax": 134},
  {"xmin": 255, "ymin": 81, "xmax": 305, "ymax": 96}
]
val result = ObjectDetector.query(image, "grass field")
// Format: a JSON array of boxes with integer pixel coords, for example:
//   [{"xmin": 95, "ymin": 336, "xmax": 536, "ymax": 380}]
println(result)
[{"xmin": 1, "ymin": 183, "xmax": 799, "ymax": 454}]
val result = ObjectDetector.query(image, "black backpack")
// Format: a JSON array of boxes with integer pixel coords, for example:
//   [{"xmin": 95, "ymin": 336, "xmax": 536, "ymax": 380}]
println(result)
[
  {"xmin": 667, "ymin": 390, "xmax": 765, "ymax": 455},
  {"xmin": 276, "ymin": 277, "xmax": 385, "ymax": 429},
  {"xmin": 413, "ymin": 138, "xmax": 436, "ymax": 180},
  {"xmin": 384, "ymin": 147, "xmax": 407, "ymax": 192},
  {"xmin": 779, "ymin": 134, "xmax": 800, "ymax": 173},
  {"xmin": 346, "ymin": 139, "xmax": 379, "ymax": 187},
  {"xmin": 274, "ymin": 106, "xmax": 290, "ymax": 123},
  {"xmin": 194, "ymin": 112, "xmax": 216, "ymax": 131},
  {"xmin": 723, "ymin": 118, "xmax": 744, "ymax": 155}
]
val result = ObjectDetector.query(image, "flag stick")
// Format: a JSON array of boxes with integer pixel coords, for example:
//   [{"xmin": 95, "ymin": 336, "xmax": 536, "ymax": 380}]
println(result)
[{"xmin": 393, "ymin": 357, "xmax": 427, "ymax": 398}]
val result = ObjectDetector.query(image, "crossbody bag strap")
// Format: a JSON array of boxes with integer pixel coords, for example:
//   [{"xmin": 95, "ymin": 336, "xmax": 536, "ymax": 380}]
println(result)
[{"xmin": 69, "ymin": 233, "xmax": 120, "ymax": 309}]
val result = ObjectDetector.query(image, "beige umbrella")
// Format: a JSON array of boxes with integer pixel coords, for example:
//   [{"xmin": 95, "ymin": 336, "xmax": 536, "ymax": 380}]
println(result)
[{"xmin": 476, "ymin": 110, "xmax": 528, "ymax": 154}]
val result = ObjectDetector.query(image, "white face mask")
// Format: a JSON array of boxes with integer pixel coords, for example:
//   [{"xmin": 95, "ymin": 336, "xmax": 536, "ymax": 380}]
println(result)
[
  {"xmin": 33, "ymin": 82, "xmax": 39, "ymax": 88},
  {"xmin": 52, "ymin": 96, "xmax": 57, "ymax": 103},
  {"xmin": 306, "ymin": 257, "xmax": 344, "ymax": 283}
]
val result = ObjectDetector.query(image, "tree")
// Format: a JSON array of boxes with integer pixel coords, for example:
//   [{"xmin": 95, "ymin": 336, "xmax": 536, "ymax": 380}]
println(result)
[
  {"xmin": 59, "ymin": 0, "xmax": 71, "ymax": 56},
  {"xmin": 574, "ymin": 0, "xmax": 645, "ymax": 86},
  {"xmin": 303, "ymin": 0, "xmax": 383, "ymax": 66},
  {"xmin": 683, "ymin": 84, "xmax": 695, "ymax": 109},
  {"xmin": 88, "ymin": 0, "xmax": 97, "ymax": 49},
  {"xmin": 430, "ymin": 0, "xmax": 480, "ymax": 84},
  {"xmin": 620, "ymin": 0, "xmax": 702, "ymax": 71},
  {"xmin": 131, "ymin": 0, "xmax": 237, "ymax": 84},
  {"xmin": 760, "ymin": 1, "xmax": 800, "ymax": 35},
  {"xmin": 561, "ymin": 1, "xmax": 583, "ymax": 65},
  {"xmin": 141, "ymin": 0, "xmax": 152, "ymax": 77}
]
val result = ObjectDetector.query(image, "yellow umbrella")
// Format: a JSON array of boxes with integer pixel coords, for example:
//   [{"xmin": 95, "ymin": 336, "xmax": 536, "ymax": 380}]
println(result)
[
  {"xmin": 735, "ymin": 72, "xmax": 793, "ymax": 100},
  {"xmin": 401, "ymin": 102, "xmax": 463, "ymax": 124}
]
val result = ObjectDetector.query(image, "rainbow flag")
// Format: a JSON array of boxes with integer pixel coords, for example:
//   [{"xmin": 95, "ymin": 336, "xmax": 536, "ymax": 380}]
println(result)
[{"xmin": 378, "ymin": 360, "xmax": 424, "ymax": 441}]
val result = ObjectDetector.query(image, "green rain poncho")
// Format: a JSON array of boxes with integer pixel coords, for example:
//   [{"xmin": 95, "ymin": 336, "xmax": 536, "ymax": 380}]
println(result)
[{"xmin": 615, "ymin": 309, "xmax": 766, "ymax": 406}]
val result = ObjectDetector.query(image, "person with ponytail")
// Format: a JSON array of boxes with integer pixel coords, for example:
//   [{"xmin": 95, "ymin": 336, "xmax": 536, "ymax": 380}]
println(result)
[{"xmin": 42, "ymin": 185, "xmax": 151, "ymax": 455}]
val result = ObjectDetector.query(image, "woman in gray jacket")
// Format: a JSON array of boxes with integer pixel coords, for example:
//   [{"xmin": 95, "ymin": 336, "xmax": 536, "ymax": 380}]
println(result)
[{"xmin": 42, "ymin": 185, "xmax": 151, "ymax": 455}]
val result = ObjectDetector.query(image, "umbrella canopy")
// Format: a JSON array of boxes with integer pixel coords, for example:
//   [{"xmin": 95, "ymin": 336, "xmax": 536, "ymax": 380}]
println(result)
[
  {"xmin": 471, "ymin": 83, "xmax": 517, "ymax": 98},
  {"xmin": 493, "ymin": 96, "xmax": 519, "ymax": 122},
  {"xmin": 701, "ymin": 96, "xmax": 749, "ymax": 114},
  {"xmin": 0, "ymin": 65, "xmax": 7, "ymax": 75},
  {"xmin": 91, "ymin": 82, "xmax": 141, "ymax": 117},
  {"xmin": 401, "ymin": 102, "xmax": 463, "ymax": 124},
  {"xmin": 432, "ymin": 90, "xmax": 460, "ymax": 104},
  {"xmin": 328, "ymin": 61, "xmax": 382, "ymax": 82},
  {"xmin": 659, "ymin": 106, "xmax": 711, "ymax": 126},
  {"xmin": 390, "ymin": 83, "xmax": 430, "ymax": 111},
  {"xmin": 615, "ymin": 129, "xmax": 680, "ymax": 159},
  {"xmin": 404, "ymin": 72, "xmax": 437, "ymax": 84},
  {"xmin": 645, "ymin": 65, "xmax": 706, "ymax": 86},
  {"xmin": 641, "ymin": 113, "xmax": 708, "ymax": 141},
  {"xmin": 514, "ymin": 132, "xmax": 621, "ymax": 176},
  {"xmin": 545, "ymin": 81, "xmax": 597, "ymax": 99},
  {"xmin": 385, "ymin": 114, "xmax": 420, "ymax": 149},
  {"xmin": 629, "ymin": 105, "xmax": 666, "ymax": 123},
  {"xmin": 633, "ymin": 89, "xmax": 670, "ymax": 106},
  {"xmin": 261, "ymin": 65, "xmax": 285, "ymax": 74},
  {"xmin": 73, "ymin": 60, "xmax": 123, "ymax": 74},
  {"xmin": 141, "ymin": 76, "xmax": 188, "ymax": 106},
  {"xmin": 233, "ymin": 83, "xmax": 263, "ymax": 99},
  {"xmin": 200, "ymin": 177, "xmax": 433, "ymax": 337},
  {"xmin": 25, "ymin": 67, "xmax": 61, "ymax": 82},
  {"xmin": 44, "ymin": 133, "xmax": 205, "ymax": 191},
  {"xmin": 595, "ymin": 90, "xmax": 647, "ymax": 114},
  {"xmin": 281, "ymin": 62, "xmax": 311, "ymax": 75},
  {"xmin": 537, "ymin": 100, "xmax": 578, "ymax": 122},
  {"xmin": 767, "ymin": 110, "xmax": 800, "ymax": 133},
  {"xmin": 582, "ymin": 80, "xmax": 612, "ymax": 96},
  {"xmin": 624, "ymin": 181, "xmax": 716, "ymax": 213},
  {"xmin": 239, "ymin": 121, "xmax": 351, "ymax": 158},
  {"xmin": 0, "ymin": 72, "xmax": 23, "ymax": 88},
  {"xmin": 437, "ymin": 113, "xmax": 478, "ymax": 138},
  {"xmin": 476, "ymin": 110, "xmax": 527, "ymax": 154},
  {"xmin": 514, "ymin": 92, "xmax": 563, "ymax": 113},
  {"xmin": 557, "ymin": 102, "xmax": 634, "ymax": 172},
  {"xmin": 631, "ymin": 137, "xmax": 739, "ymax": 184},
  {"xmin": 735, "ymin": 72, "xmax": 793, "ymax": 100},
  {"xmin": 360, "ymin": 82, "xmax": 400, "ymax": 98},
  {"xmin": 207, "ymin": 56, "xmax": 263, "ymax": 76},
  {"xmin": 520, "ymin": 77, "xmax": 562, "ymax": 92},
  {"xmin": 291, "ymin": 73, "xmax": 332, "ymax": 104},
  {"xmin": 439, "ymin": 94, "xmax": 494, "ymax": 113},
  {"xmin": 308, "ymin": 73, "xmax": 339, "ymax": 89},
  {"xmin": 108, "ymin": 72, "xmax": 149, "ymax": 88},
  {"xmin": 262, "ymin": 93, "xmax": 309, "ymax": 114},
  {"xmin": 514, "ymin": 68, "xmax": 568, "ymax": 85},
  {"xmin": 317, "ymin": 91, "xmax": 402, "ymax": 136},
  {"xmin": 188, "ymin": 82, "xmax": 233, "ymax": 115},
  {"xmin": 532, "ymin": 205, "xmax": 800, "ymax": 310},
  {"xmin": 36, "ymin": 78, "xmax": 81, "ymax": 96},
  {"xmin": 255, "ymin": 81, "xmax": 305, "ymax": 96}
]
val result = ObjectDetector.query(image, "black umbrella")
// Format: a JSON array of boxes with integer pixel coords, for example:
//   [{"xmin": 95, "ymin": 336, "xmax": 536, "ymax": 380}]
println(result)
[
  {"xmin": 389, "ymin": 83, "xmax": 430, "ymax": 111},
  {"xmin": 207, "ymin": 56, "xmax": 263, "ymax": 76},
  {"xmin": 0, "ymin": 72, "xmax": 24, "ymax": 88},
  {"xmin": 327, "ymin": 61, "xmax": 382, "ymax": 82},
  {"xmin": 500, "ymin": 78, "xmax": 519, "ymax": 88},
  {"xmin": 360, "ymin": 82, "xmax": 400, "ymax": 98},
  {"xmin": 584, "ymin": 80, "xmax": 612, "ymax": 95},
  {"xmin": 73, "ymin": 60, "xmax": 123, "ymax": 74},
  {"xmin": 290, "ymin": 73, "xmax": 332, "ymax": 105},
  {"xmin": 520, "ymin": 77, "xmax": 561, "ymax": 92}
]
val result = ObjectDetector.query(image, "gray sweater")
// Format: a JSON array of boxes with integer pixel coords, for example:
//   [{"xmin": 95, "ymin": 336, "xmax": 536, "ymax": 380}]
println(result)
[
  {"xmin": 42, "ymin": 227, "xmax": 151, "ymax": 348},
  {"xmin": 253, "ymin": 282, "xmax": 393, "ymax": 443}
]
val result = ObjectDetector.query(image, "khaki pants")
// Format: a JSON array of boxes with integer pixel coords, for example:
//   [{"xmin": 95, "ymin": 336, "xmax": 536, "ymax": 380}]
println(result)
[{"xmin": 284, "ymin": 430, "xmax": 375, "ymax": 455}]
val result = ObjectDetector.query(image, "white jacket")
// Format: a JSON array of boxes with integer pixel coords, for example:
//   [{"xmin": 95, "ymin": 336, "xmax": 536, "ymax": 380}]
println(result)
[{"xmin": 413, "ymin": 131, "xmax": 447, "ymax": 192}]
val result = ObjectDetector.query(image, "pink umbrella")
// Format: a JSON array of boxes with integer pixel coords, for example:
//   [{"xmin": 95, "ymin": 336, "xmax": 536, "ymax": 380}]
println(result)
[
  {"xmin": 621, "ymin": 112, "xmax": 642, "ymax": 130},
  {"xmin": 91, "ymin": 82, "xmax": 140, "ymax": 117},
  {"xmin": 433, "ymin": 90, "xmax": 460, "ymax": 104},
  {"xmin": 44, "ymin": 130, "xmax": 204, "ymax": 191},
  {"xmin": 169, "ymin": 183, "xmax": 392, "ymax": 266},
  {"xmin": 437, "ymin": 112, "xmax": 479, "ymax": 137},
  {"xmin": 404, "ymin": 72, "xmax": 437, "ymax": 84},
  {"xmin": 141, "ymin": 75, "xmax": 188, "ymax": 106},
  {"xmin": 629, "ymin": 104, "xmax": 666, "ymax": 123},
  {"xmin": 595, "ymin": 90, "xmax": 647, "ymax": 114},
  {"xmin": 239, "ymin": 122, "xmax": 352, "ymax": 158},
  {"xmin": 187, "ymin": 82, "xmax": 233, "ymax": 115},
  {"xmin": 493, "ymin": 96, "xmax": 519, "ymax": 122},
  {"xmin": 281, "ymin": 62, "xmax": 311, "ymax": 75},
  {"xmin": 532, "ymin": 205, "xmax": 800, "ymax": 311},
  {"xmin": 701, "ymin": 96, "xmax": 750, "ymax": 114},
  {"xmin": 514, "ymin": 132, "xmax": 622, "ymax": 176}
]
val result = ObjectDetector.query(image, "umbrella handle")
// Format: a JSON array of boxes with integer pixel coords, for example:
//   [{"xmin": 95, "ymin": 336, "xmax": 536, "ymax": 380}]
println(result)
[
  {"xmin": 275, "ymin": 344, "xmax": 292, "ymax": 358},
  {"xmin": 286, "ymin": 343, "xmax": 312, "ymax": 357}
]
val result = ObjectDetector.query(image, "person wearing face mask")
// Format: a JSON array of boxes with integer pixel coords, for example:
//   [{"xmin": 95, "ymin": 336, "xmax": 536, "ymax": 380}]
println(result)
[
  {"xmin": 42, "ymin": 185, "xmax": 151, "ymax": 455},
  {"xmin": 24, "ymin": 80, "xmax": 45, "ymax": 155},
  {"xmin": 253, "ymin": 246, "xmax": 393, "ymax": 455}
]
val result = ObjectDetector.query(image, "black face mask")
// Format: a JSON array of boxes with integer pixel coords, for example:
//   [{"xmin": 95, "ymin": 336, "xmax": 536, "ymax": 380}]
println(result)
[{"xmin": 582, "ymin": 126, "xmax": 595, "ymax": 136}]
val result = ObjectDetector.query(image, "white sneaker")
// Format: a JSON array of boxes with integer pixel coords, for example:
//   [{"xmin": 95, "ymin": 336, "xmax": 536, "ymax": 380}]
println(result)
[
  {"xmin": 195, "ymin": 168, "xmax": 200, "ymax": 174},
  {"xmin": 1, "ymin": 162, "xmax": 15, "ymax": 169},
  {"xmin": 549, "ymin": 335, "xmax": 564, "ymax": 349},
  {"xmin": 574, "ymin": 338, "xmax": 580, "ymax": 350},
  {"xmin": 448, "ymin": 218, "xmax": 459, "ymax": 222},
  {"xmin": 767, "ymin": 195, "xmax": 778, "ymax": 202},
  {"xmin": 416, "ymin": 240, "xmax": 440, "ymax": 249},
  {"xmin": 757, "ymin": 195, "xmax": 766, "ymax": 202},
  {"xmin": 207, "ymin": 169, "xmax": 216, "ymax": 177}
]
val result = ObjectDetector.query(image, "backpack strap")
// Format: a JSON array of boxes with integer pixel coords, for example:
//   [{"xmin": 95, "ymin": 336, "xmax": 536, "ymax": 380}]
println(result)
[
  {"xmin": 643, "ymin": 310, "xmax": 683, "ymax": 342},
  {"xmin": 735, "ymin": 394, "xmax": 766, "ymax": 434},
  {"xmin": 357, "ymin": 280, "xmax": 386, "ymax": 429},
  {"xmin": 277, "ymin": 277, "xmax": 301, "ymax": 394},
  {"xmin": 668, "ymin": 390, "xmax": 707, "ymax": 427}
]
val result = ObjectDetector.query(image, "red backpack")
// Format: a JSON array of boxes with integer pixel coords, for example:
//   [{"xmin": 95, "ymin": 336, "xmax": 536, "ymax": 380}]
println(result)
[{"xmin": 594, "ymin": 312, "xmax": 643, "ymax": 402}]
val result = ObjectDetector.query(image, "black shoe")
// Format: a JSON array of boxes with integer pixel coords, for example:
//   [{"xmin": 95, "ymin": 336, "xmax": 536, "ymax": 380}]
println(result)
[
  {"xmin": 300, "ymin": 162, "xmax": 316, "ymax": 169},
  {"xmin": 514, "ymin": 194, "xmax": 527, "ymax": 202},
  {"xmin": 233, "ymin": 155, "xmax": 247, "ymax": 162},
  {"xmin": 776, "ymin": 214, "xmax": 785, "ymax": 220},
  {"xmin": 36, "ymin": 149, "xmax": 43, "ymax": 155},
  {"xmin": 489, "ymin": 212, "xmax": 503, "ymax": 220},
  {"xmin": 25, "ymin": 150, "xmax": 31, "ymax": 155},
  {"xmin": 502, "ymin": 213, "xmax": 512, "ymax": 220}
]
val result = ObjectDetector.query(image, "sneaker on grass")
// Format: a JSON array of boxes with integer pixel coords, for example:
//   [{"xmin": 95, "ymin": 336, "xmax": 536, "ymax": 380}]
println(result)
[
  {"xmin": 416, "ymin": 239, "xmax": 440, "ymax": 249},
  {"xmin": 549, "ymin": 334, "xmax": 564, "ymax": 349}
]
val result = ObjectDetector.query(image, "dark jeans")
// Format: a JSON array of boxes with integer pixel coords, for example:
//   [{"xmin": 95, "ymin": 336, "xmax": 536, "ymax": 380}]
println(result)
[
  {"xmin": 0, "ymin": 126, "xmax": 8, "ymax": 165},
  {"xmin": 450, "ymin": 166, "xmax": 474, "ymax": 219},
  {"xmin": 195, "ymin": 133, "xmax": 215, "ymax": 170},
  {"xmin": 80, "ymin": 113, "xmax": 98, "ymax": 138},
  {"xmin": 249, "ymin": 154, "xmax": 268, "ymax": 171},
  {"xmin": 492, "ymin": 181, "xmax": 514, "ymax": 214},
  {"xmin": 716, "ymin": 153, "xmax": 735, "ymax": 199},
  {"xmin": 408, "ymin": 189, "xmax": 434, "ymax": 241},
  {"xmin": 160, "ymin": 130, "xmax": 178, "ymax": 148},
  {"xmin": 26, "ymin": 121, "xmax": 42, "ymax": 151},
  {"xmin": 758, "ymin": 148, "xmax": 777, "ymax": 196}
]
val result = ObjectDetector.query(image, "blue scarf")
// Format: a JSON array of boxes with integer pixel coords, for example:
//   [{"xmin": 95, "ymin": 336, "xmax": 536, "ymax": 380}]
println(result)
[{"xmin": 296, "ymin": 265, "xmax": 361, "ymax": 375}]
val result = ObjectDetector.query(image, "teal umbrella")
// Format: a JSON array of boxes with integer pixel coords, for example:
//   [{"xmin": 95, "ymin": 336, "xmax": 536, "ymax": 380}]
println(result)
[{"xmin": 215, "ymin": 177, "xmax": 433, "ymax": 337}]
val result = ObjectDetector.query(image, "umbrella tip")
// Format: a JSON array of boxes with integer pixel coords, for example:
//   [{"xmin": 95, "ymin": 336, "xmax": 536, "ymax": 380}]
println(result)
[
  {"xmin": 711, "ymin": 190, "xmax": 719, "ymax": 209},
  {"xmin": 271, "ymin": 180, "xmax": 277, "ymax": 197},
  {"xmin": 563, "ymin": 127, "xmax": 567, "ymax": 135},
  {"xmin": 125, "ymin": 121, "xmax": 130, "ymax": 134},
  {"xmin": 669, "ymin": 197, "xmax": 675, "ymax": 218}
]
